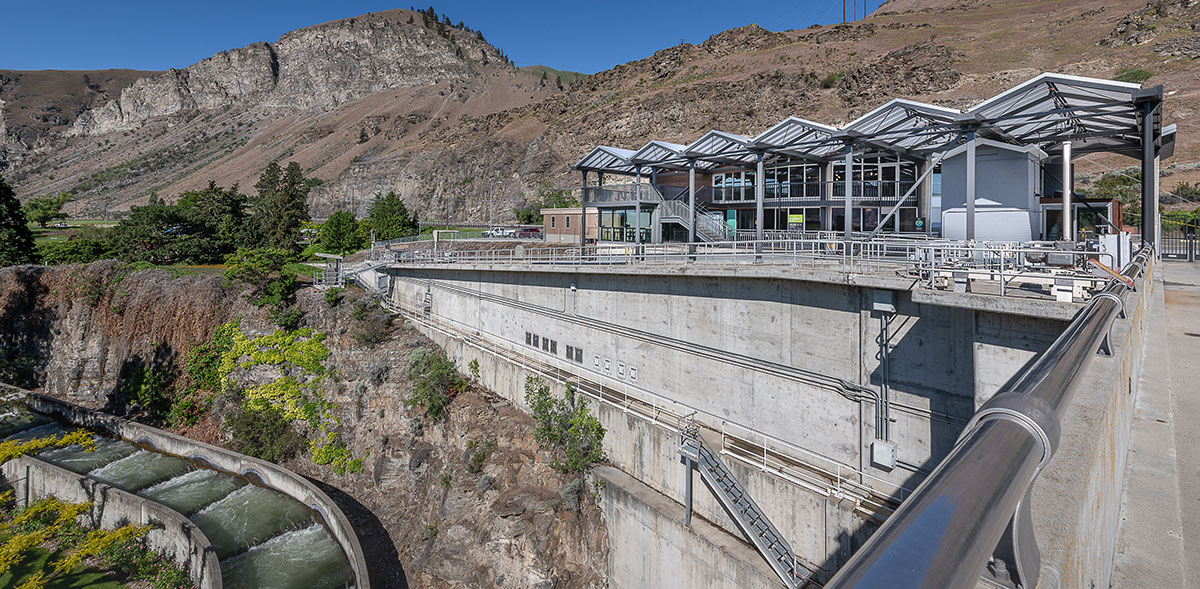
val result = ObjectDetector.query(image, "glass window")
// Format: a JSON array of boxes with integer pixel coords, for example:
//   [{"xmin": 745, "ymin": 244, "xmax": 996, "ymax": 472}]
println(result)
[
  {"xmin": 575, "ymin": 347, "xmax": 583, "ymax": 362},
  {"xmin": 805, "ymin": 207, "xmax": 822, "ymax": 231},
  {"xmin": 532, "ymin": 334, "xmax": 539, "ymax": 347},
  {"xmin": 899, "ymin": 208, "xmax": 918, "ymax": 232},
  {"xmin": 566, "ymin": 216, "xmax": 570, "ymax": 229},
  {"xmin": 551, "ymin": 217, "xmax": 556, "ymax": 228}
]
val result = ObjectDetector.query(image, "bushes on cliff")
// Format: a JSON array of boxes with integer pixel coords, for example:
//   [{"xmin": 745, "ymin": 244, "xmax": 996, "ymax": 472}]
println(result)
[
  {"xmin": 524, "ymin": 377, "xmax": 606, "ymax": 475},
  {"xmin": 0, "ymin": 175, "xmax": 36, "ymax": 267},
  {"xmin": 405, "ymin": 347, "xmax": 464, "ymax": 420},
  {"xmin": 225, "ymin": 403, "xmax": 305, "ymax": 463}
]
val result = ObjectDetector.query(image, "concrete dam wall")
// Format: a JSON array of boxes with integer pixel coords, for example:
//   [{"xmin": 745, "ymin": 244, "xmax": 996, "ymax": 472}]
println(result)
[{"xmin": 369, "ymin": 262, "xmax": 1077, "ymax": 584}]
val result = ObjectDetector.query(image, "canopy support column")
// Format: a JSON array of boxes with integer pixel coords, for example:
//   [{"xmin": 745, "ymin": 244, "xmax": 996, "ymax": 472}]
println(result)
[
  {"xmin": 1062, "ymin": 141, "xmax": 1073, "ymax": 242},
  {"xmin": 580, "ymin": 171, "xmax": 588, "ymax": 251},
  {"xmin": 844, "ymin": 144, "xmax": 854, "ymax": 240},
  {"xmin": 1141, "ymin": 100, "xmax": 1159, "ymax": 250},
  {"xmin": 755, "ymin": 152, "xmax": 765, "ymax": 242},
  {"xmin": 635, "ymin": 166, "xmax": 643, "ymax": 247},
  {"xmin": 688, "ymin": 161, "xmax": 697, "ymax": 245},
  {"xmin": 966, "ymin": 129, "xmax": 977, "ymax": 241}
]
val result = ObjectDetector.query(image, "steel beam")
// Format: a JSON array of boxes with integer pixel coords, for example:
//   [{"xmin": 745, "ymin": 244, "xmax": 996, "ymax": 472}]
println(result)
[
  {"xmin": 844, "ymin": 144, "xmax": 854, "ymax": 239},
  {"xmin": 1062, "ymin": 141, "xmax": 1073, "ymax": 241}
]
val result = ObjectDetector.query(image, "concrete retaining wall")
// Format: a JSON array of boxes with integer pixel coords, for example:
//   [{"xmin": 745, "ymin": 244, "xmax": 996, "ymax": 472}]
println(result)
[
  {"xmin": 1029, "ymin": 257, "xmax": 1156, "ymax": 589},
  {"xmin": 14, "ymin": 390, "xmax": 371, "ymax": 589},
  {"xmin": 379, "ymin": 264, "xmax": 1069, "ymax": 494},
  {"xmin": 1, "ymin": 455, "xmax": 222, "ymax": 589}
]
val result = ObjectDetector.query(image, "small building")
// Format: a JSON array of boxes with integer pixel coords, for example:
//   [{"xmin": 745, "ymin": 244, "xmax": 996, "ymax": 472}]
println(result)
[{"xmin": 542, "ymin": 207, "xmax": 598, "ymax": 244}]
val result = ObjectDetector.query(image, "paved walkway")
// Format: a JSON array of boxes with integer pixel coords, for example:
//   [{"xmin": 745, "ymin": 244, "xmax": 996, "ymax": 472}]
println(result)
[
  {"xmin": 1165, "ymin": 263, "xmax": 1200, "ymax": 586},
  {"xmin": 1113, "ymin": 262, "xmax": 1200, "ymax": 587}
]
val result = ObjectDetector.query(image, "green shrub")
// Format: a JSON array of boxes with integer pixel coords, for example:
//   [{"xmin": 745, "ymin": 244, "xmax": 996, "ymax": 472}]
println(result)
[
  {"xmin": 323, "ymin": 287, "xmax": 346, "ymax": 307},
  {"xmin": 819, "ymin": 72, "xmax": 844, "ymax": 89},
  {"xmin": 468, "ymin": 358, "xmax": 480, "ymax": 380},
  {"xmin": 524, "ymin": 377, "xmax": 606, "ymax": 475},
  {"xmin": 269, "ymin": 306, "xmax": 303, "ymax": 330},
  {"xmin": 405, "ymin": 348, "xmax": 464, "ymax": 420},
  {"xmin": 35, "ymin": 238, "xmax": 114, "ymax": 265},
  {"xmin": 120, "ymin": 359, "xmax": 175, "ymax": 423},
  {"xmin": 1114, "ymin": 67, "xmax": 1153, "ymax": 84},
  {"xmin": 225, "ymin": 403, "xmax": 305, "ymax": 463}
]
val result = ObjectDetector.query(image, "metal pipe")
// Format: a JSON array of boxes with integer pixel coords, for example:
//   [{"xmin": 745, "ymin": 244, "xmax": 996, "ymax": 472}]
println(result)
[{"xmin": 827, "ymin": 246, "xmax": 1152, "ymax": 588}]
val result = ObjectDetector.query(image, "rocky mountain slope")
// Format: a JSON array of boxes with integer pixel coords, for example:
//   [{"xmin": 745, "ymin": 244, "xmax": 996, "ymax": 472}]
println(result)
[{"xmin": 3, "ymin": 0, "xmax": 1199, "ymax": 221}]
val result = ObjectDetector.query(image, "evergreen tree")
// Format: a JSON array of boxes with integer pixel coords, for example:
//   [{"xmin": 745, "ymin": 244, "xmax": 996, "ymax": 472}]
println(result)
[
  {"xmin": 0, "ymin": 175, "xmax": 36, "ymax": 267},
  {"xmin": 369, "ymin": 192, "xmax": 418, "ymax": 240},
  {"xmin": 322, "ymin": 210, "xmax": 363, "ymax": 254},
  {"xmin": 254, "ymin": 161, "xmax": 282, "ymax": 198},
  {"xmin": 177, "ymin": 181, "xmax": 249, "ymax": 254}
]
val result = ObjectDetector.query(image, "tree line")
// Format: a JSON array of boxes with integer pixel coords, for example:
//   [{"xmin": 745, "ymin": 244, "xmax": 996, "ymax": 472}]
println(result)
[{"xmin": 0, "ymin": 163, "xmax": 422, "ymax": 268}]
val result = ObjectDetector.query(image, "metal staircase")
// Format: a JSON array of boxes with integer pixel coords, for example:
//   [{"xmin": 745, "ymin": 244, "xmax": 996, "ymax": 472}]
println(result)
[
  {"xmin": 679, "ymin": 418, "xmax": 815, "ymax": 588},
  {"xmin": 658, "ymin": 199, "xmax": 729, "ymax": 242}
]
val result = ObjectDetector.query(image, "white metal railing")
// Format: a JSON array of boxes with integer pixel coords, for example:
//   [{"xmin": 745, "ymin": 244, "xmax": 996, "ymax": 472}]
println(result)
[
  {"xmin": 381, "ymin": 296, "xmax": 913, "ymax": 520},
  {"xmin": 373, "ymin": 237, "xmax": 1127, "ymax": 302}
]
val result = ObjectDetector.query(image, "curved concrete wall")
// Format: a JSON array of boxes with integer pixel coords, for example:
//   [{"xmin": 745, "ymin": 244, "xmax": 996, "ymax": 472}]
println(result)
[
  {"xmin": 1, "ymin": 455, "xmax": 223, "ymax": 589},
  {"xmin": 12, "ymin": 389, "xmax": 370, "ymax": 589}
]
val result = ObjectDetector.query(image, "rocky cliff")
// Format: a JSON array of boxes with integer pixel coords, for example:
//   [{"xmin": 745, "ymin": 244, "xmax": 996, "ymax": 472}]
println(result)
[
  {"xmin": 71, "ymin": 11, "xmax": 510, "ymax": 136},
  {"xmin": 0, "ymin": 262, "xmax": 609, "ymax": 588}
]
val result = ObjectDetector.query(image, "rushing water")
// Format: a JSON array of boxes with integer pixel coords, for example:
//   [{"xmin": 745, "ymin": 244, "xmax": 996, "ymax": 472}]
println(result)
[
  {"xmin": 138, "ymin": 469, "xmax": 247, "ymax": 515},
  {"xmin": 0, "ymin": 404, "xmax": 354, "ymax": 588},
  {"xmin": 38, "ymin": 436, "xmax": 138, "ymax": 474},
  {"xmin": 190, "ymin": 484, "xmax": 315, "ymax": 559},
  {"xmin": 219, "ymin": 523, "xmax": 355, "ymax": 589},
  {"xmin": 88, "ymin": 449, "xmax": 195, "ymax": 492}
]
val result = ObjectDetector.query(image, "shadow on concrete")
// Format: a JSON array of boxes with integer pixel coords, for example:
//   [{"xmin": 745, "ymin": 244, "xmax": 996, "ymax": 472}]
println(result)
[{"xmin": 304, "ymin": 475, "xmax": 409, "ymax": 589}]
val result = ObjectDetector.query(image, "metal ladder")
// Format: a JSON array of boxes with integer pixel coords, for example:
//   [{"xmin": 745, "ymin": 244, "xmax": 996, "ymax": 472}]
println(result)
[{"xmin": 679, "ymin": 418, "xmax": 814, "ymax": 588}]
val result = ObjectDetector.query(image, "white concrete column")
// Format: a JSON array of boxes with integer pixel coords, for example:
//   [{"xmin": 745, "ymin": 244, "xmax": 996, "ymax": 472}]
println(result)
[
  {"xmin": 635, "ymin": 167, "xmax": 642, "ymax": 246},
  {"xmin": 756, "ymin": 153, "xmax": 765, "ymax": 241},
  {"xmin": 580, "ymin": 171, "xmax": 588, "ymax": 250},
  {"xmin": 844, "ymin": 145, "xmax": 854, "ymax": 239},
  {"xmin": 1062, "ymin": 141, "xmax": 1073, "ymax": 242},
  {"xmin": 688, "ymin": 161, "xmax": 696, "ymax": 244},
  {"xmin": 966, "ymin": 130, "xmax": 976, "ymax": 241}
]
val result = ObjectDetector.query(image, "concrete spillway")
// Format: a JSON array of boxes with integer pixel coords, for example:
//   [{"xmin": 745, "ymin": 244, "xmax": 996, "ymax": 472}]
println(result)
[{"xmin": 1, "ymin": 406, "xmax": 354, "ymax": 589}]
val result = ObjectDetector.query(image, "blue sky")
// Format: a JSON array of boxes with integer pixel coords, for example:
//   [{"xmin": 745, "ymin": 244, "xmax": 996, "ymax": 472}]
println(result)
[{"xmin": 1, "ymin": 1, "xmax": 884, "ymax": 74}]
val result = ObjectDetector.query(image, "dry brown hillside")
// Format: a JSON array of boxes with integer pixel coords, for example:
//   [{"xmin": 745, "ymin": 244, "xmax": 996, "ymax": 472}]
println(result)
[{"xmin": 2, "ymin": 0, "xmax": 1198, "ymax": 221}]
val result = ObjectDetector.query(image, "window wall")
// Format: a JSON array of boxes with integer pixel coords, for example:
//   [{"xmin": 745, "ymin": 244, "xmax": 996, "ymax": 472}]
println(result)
[
  {"xmin": 831, "ymin": 155, "xmax": 917, "ymax": 200},
  {"xmin": 598, "ymin": 208, "xmax": 652, "ymax": 242}
]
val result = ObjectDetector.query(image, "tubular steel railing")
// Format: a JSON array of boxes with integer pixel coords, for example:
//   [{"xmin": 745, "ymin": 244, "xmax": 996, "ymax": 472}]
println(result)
[{"xmin": 825, "ymin": 245, "xmax": 1154, "ymax": 589}]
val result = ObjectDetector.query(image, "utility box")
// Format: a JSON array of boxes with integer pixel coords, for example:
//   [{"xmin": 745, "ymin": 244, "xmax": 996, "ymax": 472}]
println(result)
[
  {"xmin": 871, "ymin": 440, "xmax": 897, "ymax": 471},
  {"xmin": 872, "ymin": 290, "xmax": 896, "ymax": 314}
]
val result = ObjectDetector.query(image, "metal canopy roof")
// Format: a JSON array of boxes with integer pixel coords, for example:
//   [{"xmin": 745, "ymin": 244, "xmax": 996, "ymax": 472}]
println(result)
[
  {"xmin": 967, "ymin": 73, "xmax": 1152, "ymax": 156},
  {"xmin": 843, "ymin": 99, "xmax": 962, "ymax": 157},
  {"xmin": 752, "ymin": 116, "xmax": 842, "ymax": 160},
  {"xmin": 571, "ymin": 73, "xmax": 1167, "ymax": 176},
  {"xmin": 684, "ymin": 130, "xmax": 758, "ymax": 164},
  {"xmin": 574, "ymin": 145, "xmax": 640, "ymax": 175}
]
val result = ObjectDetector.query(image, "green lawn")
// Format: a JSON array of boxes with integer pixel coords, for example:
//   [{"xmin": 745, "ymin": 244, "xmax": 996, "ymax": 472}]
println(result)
[
  {"xmin": 28, "ymin": 218, "xmax": 117, "ymax": 246},
  {"xmin": 0, "ymin": 545, "xmax": 123, "ymax": 589}
]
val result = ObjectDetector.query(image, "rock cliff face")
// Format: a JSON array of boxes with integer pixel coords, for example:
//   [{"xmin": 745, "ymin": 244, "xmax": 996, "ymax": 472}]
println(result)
[
  {"xmin": 71, "ymin": 10, "xmax": 506, "ymax": 136},
  {"xmin": 0, "ymin": 262, "xmax": 609, "ymax": 589}
]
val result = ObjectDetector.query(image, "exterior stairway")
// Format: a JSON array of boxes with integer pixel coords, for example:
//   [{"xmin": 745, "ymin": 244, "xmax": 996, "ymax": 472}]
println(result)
[
  {"xmin": 658, "ymin": 199, "xmax": 729, "ymax": 242},
  {"xmin": 678, "ymin": 419, "xmax": 816, "ymax": 588}
]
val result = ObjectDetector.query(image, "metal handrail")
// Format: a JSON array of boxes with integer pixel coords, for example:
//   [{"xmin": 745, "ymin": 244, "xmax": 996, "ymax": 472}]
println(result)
[{"xmin": 826, "ymin": 245, "xmax": 1154, "ymax": 588}]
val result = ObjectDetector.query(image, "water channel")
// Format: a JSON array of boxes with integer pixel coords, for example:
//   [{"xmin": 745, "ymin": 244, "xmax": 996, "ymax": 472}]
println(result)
[{"xmin": 0, "ymin": 406, "xmax": 355, "ymax": 589}]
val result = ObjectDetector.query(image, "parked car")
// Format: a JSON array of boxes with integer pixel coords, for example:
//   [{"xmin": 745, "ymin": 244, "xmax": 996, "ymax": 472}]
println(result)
[{"xmin": 516, "ymin": 228, "xmax": 543, "ymax": 239}]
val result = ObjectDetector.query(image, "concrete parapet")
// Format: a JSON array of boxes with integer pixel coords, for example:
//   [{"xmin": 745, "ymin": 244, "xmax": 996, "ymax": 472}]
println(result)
[
  {"xmin": 14, "ymin": 390, "xmax": 371, "ymax": 589},
  {"xmin": 1, "ymin": 455, "xmax": 223, "ymax": 589}
]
